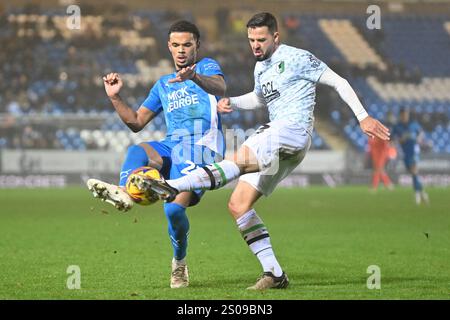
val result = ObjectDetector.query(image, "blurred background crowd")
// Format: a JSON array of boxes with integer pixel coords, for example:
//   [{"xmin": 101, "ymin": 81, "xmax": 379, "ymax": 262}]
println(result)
[{"xmin": 0, "ymin": 0, "xmax": 449, "ymax": 156}]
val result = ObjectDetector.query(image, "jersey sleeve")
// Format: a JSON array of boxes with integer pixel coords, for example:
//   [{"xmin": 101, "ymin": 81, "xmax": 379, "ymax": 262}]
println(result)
[
  {"xmin": 198, "ymin": 58, "xmax": 224, "ymax": 77},
  {"xmin": 142, "ymin": 81, "xmax": 163, "ymax": 114},
  {"xmin": 295, "ymin": 51, "xmax": 328, "ymax": 83}
]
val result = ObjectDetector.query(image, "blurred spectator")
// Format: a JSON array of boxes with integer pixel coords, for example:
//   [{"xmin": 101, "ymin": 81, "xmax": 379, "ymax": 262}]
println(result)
[
  {"xmin": 21, "ymin": 125, "xmax": 46, "ymax": 149},
  {"xmin": 385, "ymin": 111, "xmax": 396, "ymax": 129},
  {"xmin": 216, "ymin": 7, "xmax": 230, "ymax": 35},
  {"xmin": 283, "ymin": 14, "xmax": 301, "ymax": 44},
  {"xmin": 231, "ymin": 12, "xmax": 246, "ymax": 34}
]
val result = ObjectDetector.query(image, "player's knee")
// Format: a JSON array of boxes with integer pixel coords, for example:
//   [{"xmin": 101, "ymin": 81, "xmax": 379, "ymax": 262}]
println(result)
[
  {"xmin": 125, "ymin": 144, "xmax": 148, "ymax": 162},
  {"xmin": 127, "ymin": 144, "xmax": 143, "ymax": 154},
  {"xmin": 227, "ymin": 199, "xmax": 250, "ymax": 217},
  {"xmin": 227, "ymin": 200, "xmax": 240, "ymax": 216}
]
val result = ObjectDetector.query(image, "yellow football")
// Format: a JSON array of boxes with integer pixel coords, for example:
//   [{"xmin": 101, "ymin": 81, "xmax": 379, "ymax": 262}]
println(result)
[{"xmin": 125, "ymin": 166, "xmax": 161, "ymax": 205}]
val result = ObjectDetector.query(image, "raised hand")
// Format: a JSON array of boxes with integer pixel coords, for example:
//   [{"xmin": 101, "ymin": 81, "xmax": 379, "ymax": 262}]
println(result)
[
  {"xmin": 103, "ymin": 73, "xmax": 123, "ymax": 98},
  {"xmin": 217, "ymin": 97, "xmax": 233, "ymax": 113},
  {"xmin": 360, "ymin": 116, "xmax": 390, "ymax": 141},
  {"xmin": 168, "ymin": 64, "xmax": 197, "ymax": 83}
]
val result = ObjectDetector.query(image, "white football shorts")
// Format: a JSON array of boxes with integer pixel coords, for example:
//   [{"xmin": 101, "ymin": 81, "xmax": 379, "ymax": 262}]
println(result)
[{"xmin": 239, "ymin": 119, "xmax": 311, "ymax": 196}]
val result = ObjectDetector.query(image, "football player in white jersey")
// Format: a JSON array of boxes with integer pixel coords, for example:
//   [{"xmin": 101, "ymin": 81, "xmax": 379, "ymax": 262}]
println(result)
[{"xmin": 135, "ymin": 12, "xmax": 390, "ymax": 290}]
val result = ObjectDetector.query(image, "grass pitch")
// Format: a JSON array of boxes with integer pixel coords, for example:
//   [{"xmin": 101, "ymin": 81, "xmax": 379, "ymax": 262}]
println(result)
[{"xmin": 0, "ymin": 186, "xmax": 448, "ymax": 300}]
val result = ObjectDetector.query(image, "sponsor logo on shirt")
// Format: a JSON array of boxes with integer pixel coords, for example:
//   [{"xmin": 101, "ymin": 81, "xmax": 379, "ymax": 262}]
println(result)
[
  {"xmin": 202, "ymin": 62, "xmax": 220, "ymax": 72},
  {"xmin": 262, "ymin": 81, "xmax": 280, "ymax": 103},
  {"xmin": 167, "ymin": 86, "xmax": 199, "ymax": 112}
]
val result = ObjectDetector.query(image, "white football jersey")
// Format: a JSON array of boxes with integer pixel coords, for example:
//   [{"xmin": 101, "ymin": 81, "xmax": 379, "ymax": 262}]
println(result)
[{"xmin": 253, "ymin": 44, "xmax": 327, "ymax": 134}]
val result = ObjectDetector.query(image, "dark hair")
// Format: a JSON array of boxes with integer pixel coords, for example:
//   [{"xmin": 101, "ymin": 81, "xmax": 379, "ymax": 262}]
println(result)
[
  {"xmin": 168, "ymin": 20, "xmax": 200, "ymax": 42},
  {"xmin": 246, "ymin": 12, "xmax": 278, "ymax": 34}
]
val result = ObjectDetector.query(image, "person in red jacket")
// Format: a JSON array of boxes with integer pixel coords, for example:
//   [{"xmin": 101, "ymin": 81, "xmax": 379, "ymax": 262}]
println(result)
[{"xmin": 368, "ymin": 136, "xmax": 394, "ymax": 190}]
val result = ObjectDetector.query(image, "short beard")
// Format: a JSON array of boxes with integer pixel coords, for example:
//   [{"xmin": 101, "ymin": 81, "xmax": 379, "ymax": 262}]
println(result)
[{"xmin": 254, "ymin": 51, "xmax": 270, "ymax": 62}]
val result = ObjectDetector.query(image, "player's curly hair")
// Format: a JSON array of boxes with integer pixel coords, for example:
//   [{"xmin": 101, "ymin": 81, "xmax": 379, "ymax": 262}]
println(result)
[
  {"xmin": 247, "ymin": 12, "xmax": 278, "ymax": 34},
  {"xmin": 168, "ymin": 20, "xmax": 200, "ymax": 42}
]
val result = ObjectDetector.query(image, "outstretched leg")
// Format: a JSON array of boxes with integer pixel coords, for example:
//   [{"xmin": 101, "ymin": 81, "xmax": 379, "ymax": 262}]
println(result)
[
  {"xmin": 134, "ymin": 145, "xmax": 259, "ymax": 200},
  {"xmin": 87, "ymin": 142, "xmax": 163, "ymax": 211}
]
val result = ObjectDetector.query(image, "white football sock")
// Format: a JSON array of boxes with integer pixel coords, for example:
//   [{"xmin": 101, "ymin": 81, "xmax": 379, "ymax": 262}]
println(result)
[
  {"xmin": 236, "ymin": 209, "xmax": 283, "ymax": 277},
  {"xmin": 172, "ymin": 257, "xmax": 186, "ymax": 265},
  {"xmin": 168, "ymin": 160, "xmax": 241, "ymax": 191}
]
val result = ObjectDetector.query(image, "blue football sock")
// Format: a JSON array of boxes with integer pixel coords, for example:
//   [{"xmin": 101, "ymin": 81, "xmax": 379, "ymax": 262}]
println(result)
[
  {"xmin": 164, "ymin": 202, "xmax": 189, "ymax": 260},
  {"xmin": 119, "ymin": 145, "xmax": 149, "ymax": 186},
  {"xmin": 412, "ymin": 174, "xmax": 422, "ymax": 192}
]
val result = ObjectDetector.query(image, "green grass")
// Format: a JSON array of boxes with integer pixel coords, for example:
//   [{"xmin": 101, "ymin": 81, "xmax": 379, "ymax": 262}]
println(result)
[{"xmin": 0, "ymin": 186, "xmax": 449, "ymax": 299}]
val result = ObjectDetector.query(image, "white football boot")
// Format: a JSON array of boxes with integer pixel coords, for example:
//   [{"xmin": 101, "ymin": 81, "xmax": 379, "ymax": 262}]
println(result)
[
  {"xmin": 246, "ymin": 271, "xmax": 289, "ymax": 290},
  {"xmin": 132, "ymin": 174, "xmax": 178, "ymax": 202},
  {"xmin": 87, "ymin": 179, "xmax": 134, "ymax": 212},
  {"xmin": 170, "ymin": 258, "xmax": 189, "ymax": 288}
]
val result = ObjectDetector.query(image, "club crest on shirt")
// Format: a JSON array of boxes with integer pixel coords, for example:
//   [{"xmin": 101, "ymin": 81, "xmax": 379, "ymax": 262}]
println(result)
[{"xmin": 276, "ymin": 61, "xmax": 285, "ymax": 74}]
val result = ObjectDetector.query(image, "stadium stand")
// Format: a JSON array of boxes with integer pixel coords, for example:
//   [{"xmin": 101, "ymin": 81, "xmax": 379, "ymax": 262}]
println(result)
[
  {"xmin": 287, "ymin": 13, "xmax": 450, "ymax": 154},
  {"xmin": 0, "ymin": 5, "xmax": 448, "ymax": 154}
]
